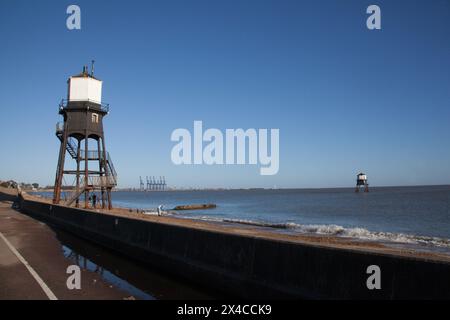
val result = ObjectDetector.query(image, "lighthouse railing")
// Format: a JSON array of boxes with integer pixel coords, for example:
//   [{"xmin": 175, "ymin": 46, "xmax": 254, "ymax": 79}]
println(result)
[
  {"xmin": 87, "ymin": 176, "xmax": 117, "ymax": 188},
  {"xmin": 77, "ymin": 150, "xmax": 117, "ymax": 184},
  {"xmin": 59, "ymin": 99, "xmax": 110, "ymax": 113},
  {"xmin": 56, "ymin": 122, "xmax": 64, "ymax": 133}
]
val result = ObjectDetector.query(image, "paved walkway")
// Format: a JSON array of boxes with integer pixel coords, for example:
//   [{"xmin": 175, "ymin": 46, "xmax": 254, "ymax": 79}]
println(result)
[{"xmin": 0, "ymin": 192, "xmax": 130, "ymax": 300}]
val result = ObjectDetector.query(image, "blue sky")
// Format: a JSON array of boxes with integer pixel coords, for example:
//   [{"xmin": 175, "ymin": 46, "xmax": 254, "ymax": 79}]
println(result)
[{"xmin": 0, "ymin": 0, "xmax": 450, "ymax": 188}]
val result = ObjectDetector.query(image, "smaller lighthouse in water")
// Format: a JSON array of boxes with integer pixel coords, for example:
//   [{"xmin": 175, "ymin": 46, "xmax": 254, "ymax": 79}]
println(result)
[{"xmin": 355, "ymin": 172, "xmax": 369, "ymax": 193}]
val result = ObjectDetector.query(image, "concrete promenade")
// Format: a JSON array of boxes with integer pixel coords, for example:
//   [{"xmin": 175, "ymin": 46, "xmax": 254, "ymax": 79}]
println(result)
[{"xmin": 0, "ymin": 190, "xmax": 129, "ymax": 300}]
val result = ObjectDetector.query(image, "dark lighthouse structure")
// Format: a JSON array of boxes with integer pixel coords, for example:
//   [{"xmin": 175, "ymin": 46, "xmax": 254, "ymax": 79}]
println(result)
[
  {"xmin": 355, "ymin": 172, "xmax": 369, "ymax": 193},
  {"xmin": 53, "ymin": 64, "xmax": 117, "ymax": 209}
]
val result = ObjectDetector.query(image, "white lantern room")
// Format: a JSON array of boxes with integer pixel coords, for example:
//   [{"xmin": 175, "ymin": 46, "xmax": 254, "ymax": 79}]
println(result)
[
  {"xmin": 357, "ymin": 173, "xmax": 367, "ymax": 181},
  {"xmin": 68, "ymin": 73, "xmax": 102, "ymax": 104}
]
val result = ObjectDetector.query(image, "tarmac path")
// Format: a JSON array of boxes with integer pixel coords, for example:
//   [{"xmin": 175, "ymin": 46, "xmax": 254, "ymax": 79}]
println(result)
[{"xmin": 0, "ymin": 191, "xmax": 130, "ymax": 300}]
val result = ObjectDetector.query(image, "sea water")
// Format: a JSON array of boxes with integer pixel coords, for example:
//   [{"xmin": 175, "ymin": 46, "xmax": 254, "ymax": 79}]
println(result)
[{"xmin": 37, "ymin": 185, "xmax": 450, "ymax": 253}]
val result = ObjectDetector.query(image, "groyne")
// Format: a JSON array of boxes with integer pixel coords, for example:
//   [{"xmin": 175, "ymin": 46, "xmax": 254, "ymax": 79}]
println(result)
[{"xmin": 15, "ymin": 193, "xmax": 450, "ymax": 299}]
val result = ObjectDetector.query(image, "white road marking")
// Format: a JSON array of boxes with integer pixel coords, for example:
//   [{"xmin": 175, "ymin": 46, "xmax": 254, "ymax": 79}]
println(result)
[{"xmin": 0, "ymin": 231, "xmax": 58, "ymax": 300}]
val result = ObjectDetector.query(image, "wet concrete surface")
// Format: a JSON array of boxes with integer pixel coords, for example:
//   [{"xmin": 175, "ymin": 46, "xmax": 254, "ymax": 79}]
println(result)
[
  {"xmin": 0, "ymin": 192, "xmax": 218, "ymax": 300},
  {"xmin": 55, "ymin": 226, "xmax": 218, "ymax": 300}
]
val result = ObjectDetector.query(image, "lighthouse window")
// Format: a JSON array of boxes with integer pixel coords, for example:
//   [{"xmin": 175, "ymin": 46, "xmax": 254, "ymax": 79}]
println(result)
[{"xmin": 92, "ymin": 113, "xmax": 99, "ymax": 123}]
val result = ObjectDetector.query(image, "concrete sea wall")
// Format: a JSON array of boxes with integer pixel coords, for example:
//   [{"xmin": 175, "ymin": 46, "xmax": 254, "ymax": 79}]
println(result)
[{"xmin": 17, "ymin": 195, "xmax": 450, "ymax": 299}]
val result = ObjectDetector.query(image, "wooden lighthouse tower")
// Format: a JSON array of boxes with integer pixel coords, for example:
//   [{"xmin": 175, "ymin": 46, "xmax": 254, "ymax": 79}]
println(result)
[
  {"xmin": 53, "ymin": 64, "xmax": 117, "ymax": 209},
  {"xmin": 355, "ymin": 172, "xmax": 369, "ymax": 193}
]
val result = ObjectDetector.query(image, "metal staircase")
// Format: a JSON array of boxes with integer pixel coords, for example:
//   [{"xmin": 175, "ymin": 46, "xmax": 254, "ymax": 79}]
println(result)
[
  {"xmin": 63, "ymin": 175, "xmax": 117, "ymax": 206},
  {"xmin": 56, "ymin": 122, "xmax": 118, "ymax": 206},
  {"xmin": 64, "ymin": 182, "xmax": 87, "ymax": 206},
  {"xmin": 56, "ymin": 123, "xmax": 77, "ymax": 158}
]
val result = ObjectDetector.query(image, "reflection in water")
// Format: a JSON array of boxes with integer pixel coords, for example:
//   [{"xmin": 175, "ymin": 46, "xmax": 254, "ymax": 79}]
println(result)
[
  {"xmin": 62, "ymin": 246, "xmax": 154, "ymax": 300},
  {"xmin": 55, "ymin": 229, "xmax": 217, "ymax": 300}
]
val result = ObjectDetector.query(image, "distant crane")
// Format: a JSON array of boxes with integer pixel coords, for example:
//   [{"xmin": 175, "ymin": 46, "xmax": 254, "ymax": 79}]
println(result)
[
  {"xmin": 140, "ymin": 175, "xmax": 167, "ymax": 191},
  {"xmin": 139, "ymin": 176, "xmax": 145, "ymax": 191},
  {"xmin": 146, "ymin": 176, "xmax": 150, "ymax": 191}
]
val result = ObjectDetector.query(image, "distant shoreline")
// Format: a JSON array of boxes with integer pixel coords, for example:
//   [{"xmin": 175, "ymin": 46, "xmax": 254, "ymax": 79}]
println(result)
[{"xmin": 30, "ymin": 184, "xmax": 450, "ymax": 193}]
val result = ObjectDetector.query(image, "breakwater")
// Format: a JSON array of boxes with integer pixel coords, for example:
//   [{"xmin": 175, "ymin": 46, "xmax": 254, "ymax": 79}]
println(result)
[{"xmin": 17, "ymin": 194, "xmax": 450, "ymax": 299}]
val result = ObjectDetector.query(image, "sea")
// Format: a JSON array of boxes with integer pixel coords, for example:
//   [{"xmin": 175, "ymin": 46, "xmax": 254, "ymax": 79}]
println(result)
[{"xmin": 38, "ymin": 185, "xmax": 450, "ymax": 253}]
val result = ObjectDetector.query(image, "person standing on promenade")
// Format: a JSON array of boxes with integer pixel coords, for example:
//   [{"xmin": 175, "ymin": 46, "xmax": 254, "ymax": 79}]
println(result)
[{"xmin": 157, "ymin": 205, "xmax": 163, "ymax": 216}]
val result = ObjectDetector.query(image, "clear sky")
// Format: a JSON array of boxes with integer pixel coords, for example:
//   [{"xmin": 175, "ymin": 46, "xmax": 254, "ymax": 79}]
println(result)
[{"xmin": 1, "ymin": 0, "xmax": 450, "ymax": 189}]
